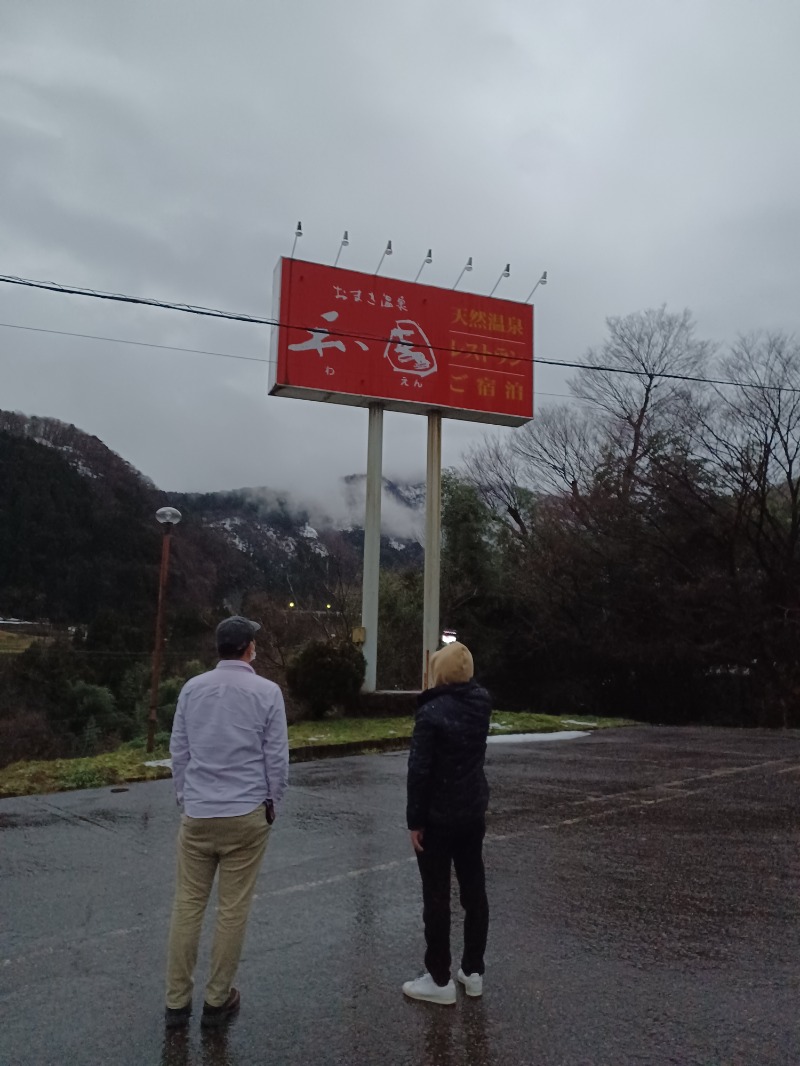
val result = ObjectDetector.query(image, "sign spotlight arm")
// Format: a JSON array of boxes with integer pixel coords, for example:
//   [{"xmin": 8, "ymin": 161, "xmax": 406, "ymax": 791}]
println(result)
[
  {"xmin": 375, "ymin": 240, "xmax": 393, "ymax": 275},
  {"xmin": 453, "ymin": 256, "xmax": 473, "ymax": 290},
  {"xmin": 333, "ymin": 229, "xmax": 350, "ymax": 269},
  {"xmin": 526, "ymin": 271, "xmax": 548, "ymax": 302},
  {"xmin": 488, "ymin": 263, "xmax": 511, "ymax": 298},
  {"xmin": 414, "ymin": 249, "xmax": 433, "ymax": 284}
]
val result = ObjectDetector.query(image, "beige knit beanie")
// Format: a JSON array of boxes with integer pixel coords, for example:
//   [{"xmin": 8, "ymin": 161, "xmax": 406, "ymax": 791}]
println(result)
[{"xmin": 429, "ymin": 641, "xmax": 474, "ymax": 687}]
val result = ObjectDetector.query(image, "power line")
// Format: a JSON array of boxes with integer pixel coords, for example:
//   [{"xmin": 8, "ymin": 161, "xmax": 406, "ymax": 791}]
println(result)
[
  {"xmin": 0, "ymin": 273, "xmax": 267, "ymax": 324},
  {"xmin": 0, "ymin": 321, "xmax": 267, "ymax": 364},
  {"xmin": 1, "ymin": 273, "xmax": 539, "ymax": 367},
  {"xmin": 1, "ymin": 271, "xmax": 797, "ymax": 394},
  {"xmin": 0, "ymin": 320, "xmax": 578, "ymax": 399}
]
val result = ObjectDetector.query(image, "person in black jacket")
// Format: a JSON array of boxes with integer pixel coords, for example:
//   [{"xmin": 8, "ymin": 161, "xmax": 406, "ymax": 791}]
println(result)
[{"xmin": 402, "ymin": 641, "xmax": 491, "ymax": 1005}]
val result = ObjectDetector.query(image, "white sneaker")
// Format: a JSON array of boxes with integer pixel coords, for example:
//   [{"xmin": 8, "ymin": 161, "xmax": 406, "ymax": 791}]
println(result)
[
  {"xmin": 457, "ymin": 969, "xmax": 483, "ymax": 997},
  {"xmin": 402, "ymin": 973, "xmax": 457, "ymax": 1005}
]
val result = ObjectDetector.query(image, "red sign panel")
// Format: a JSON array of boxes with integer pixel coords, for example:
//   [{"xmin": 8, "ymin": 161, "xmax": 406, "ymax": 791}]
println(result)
[{"xmin": 269, "ymin": 258, "xmax": 534, "ymax": 427}]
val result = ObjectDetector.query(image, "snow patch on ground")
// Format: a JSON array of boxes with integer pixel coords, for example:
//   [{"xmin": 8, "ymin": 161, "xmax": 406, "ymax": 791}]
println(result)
[
  {"xmin": 71, "ymin": 458, "xmax": 99, "ymax": 479},
  {"xmin": 210, "ymin": 517, "xmax": 250, "ymax": 552},
  {"xmin": 262, "ymin": 527, "xmax": 297, "ymax": 556},
  {"xmin": 487, "ymin": 731, "xmax": 591, "ymax": 744},
  {"xmin": 34, "ymin": 440, "xmax": 102, "ymax": 479}
]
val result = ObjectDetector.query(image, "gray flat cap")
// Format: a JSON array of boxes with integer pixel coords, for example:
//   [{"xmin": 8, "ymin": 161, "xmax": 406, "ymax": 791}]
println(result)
[{"xmin": 216, "ymin": 615, "xmax": 261, "ymax": 650}]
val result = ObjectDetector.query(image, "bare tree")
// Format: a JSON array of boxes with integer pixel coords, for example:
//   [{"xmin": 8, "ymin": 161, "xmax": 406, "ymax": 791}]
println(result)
[
  {"xmin": 570, "ymin": 307, "xmax": 713, "ymax": 498},
  {"xmin": 689, "ymin": 333, "xmax": 800, "ymax": 575},
  {"xmin": 471, "ymin": 309, "xmax": 713, "ymax": 517},
  {"xmin": 512, "ymin": 404, "xmax": 604, "ymax": 498},
  {"xmin": 463, "ymin": 434, "xmax": 532, "ymax": 538}
]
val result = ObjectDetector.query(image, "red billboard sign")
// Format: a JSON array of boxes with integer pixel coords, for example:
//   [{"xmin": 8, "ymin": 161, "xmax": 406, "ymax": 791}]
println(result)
[{"xmin": 269, "ymin": 258, "xmax": 534, "ymax": 426}]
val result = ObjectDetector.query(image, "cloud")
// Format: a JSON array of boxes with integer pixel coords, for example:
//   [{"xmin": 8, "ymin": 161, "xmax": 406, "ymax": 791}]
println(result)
[{"xmin": 1, "ymin": 0, "xmax": 799, "ymax": 509}]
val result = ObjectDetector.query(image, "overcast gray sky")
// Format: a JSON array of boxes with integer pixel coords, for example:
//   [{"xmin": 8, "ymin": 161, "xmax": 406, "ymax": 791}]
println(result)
[{"xmin": 2, "ymin": 0, "xmax": 799, "ymax": 506}]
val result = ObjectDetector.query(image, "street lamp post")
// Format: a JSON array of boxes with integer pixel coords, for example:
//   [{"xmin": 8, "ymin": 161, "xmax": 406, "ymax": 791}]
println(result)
[{"xmin": 146, "ymin": 506, "xmax": 182, "ymax": 753}]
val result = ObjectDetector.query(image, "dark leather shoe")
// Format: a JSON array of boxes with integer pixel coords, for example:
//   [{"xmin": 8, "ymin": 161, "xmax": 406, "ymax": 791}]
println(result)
[
  {"xmin": 164, "ymin": 1003, "xmax": 192, "ymax": 1029},
  {"xmin": 201, "ymin": 988, "xmax": 240, "ymax": 1028}
]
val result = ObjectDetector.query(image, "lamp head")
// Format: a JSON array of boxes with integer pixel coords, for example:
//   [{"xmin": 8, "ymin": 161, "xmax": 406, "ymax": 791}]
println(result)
[{"xmin": 155, "ymin": 506, "xmax": 182, "ymax": 526}]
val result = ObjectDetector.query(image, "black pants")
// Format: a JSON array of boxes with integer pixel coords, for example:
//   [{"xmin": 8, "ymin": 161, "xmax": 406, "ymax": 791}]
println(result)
[{"xmin": 415, "ymin": 820, "xmax": 489, "ymax": 986}]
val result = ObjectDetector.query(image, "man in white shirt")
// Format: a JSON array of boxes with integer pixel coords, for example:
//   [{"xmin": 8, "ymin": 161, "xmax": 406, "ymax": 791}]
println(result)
[{"xmin": 164, "ymin": 615, "xmax": 289, "ymax": 1030}]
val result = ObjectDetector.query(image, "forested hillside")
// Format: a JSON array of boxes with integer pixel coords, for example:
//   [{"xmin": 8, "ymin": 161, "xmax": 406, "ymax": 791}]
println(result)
[
  {"xmin": 0, "ymin": 412, "xmax": 424, "ymax": 764},
  {"xmin": 0, "ymin": 419, "xmax": 254, "ymax": 629},
  {"xmin": 0, "ymin": 411, "xmax": 423, "ymax": 628}
]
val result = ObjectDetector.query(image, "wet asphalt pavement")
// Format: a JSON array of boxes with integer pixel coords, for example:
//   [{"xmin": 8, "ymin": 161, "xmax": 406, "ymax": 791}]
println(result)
[{"xmin": 2, "ymin": 726, "xmax": 800, "ymax": 1066}]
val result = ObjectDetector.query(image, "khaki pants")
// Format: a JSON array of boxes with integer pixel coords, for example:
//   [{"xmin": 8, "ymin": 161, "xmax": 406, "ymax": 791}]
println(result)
[{"xmin": 165, "ymin": 807, "xmax": 270, "ymax": 1009}]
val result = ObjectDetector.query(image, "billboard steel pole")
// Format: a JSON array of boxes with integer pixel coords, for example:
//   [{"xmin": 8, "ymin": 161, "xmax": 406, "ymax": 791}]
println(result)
[
  {"xmin": 422, "ymin": 411, "xmax": 442, "ymax": 689},
  {"xmin": 361, "ymin": 403, "xmax": 384, "ymax": 692}
]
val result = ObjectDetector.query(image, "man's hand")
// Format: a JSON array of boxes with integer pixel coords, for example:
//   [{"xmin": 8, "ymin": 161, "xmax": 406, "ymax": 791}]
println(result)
[
  {"xmin": 265, "ymin": 801, "xmax": 276, "ymax": 825},
  {"xmin": 409, "ymin": 829, "xmax": 424, "ymax": 853}
]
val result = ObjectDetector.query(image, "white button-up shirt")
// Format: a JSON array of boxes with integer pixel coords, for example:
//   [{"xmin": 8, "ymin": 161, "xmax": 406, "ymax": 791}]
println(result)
[{"xmin": 170, "ymin": 660, "xmax": 289, "ymax": 819}]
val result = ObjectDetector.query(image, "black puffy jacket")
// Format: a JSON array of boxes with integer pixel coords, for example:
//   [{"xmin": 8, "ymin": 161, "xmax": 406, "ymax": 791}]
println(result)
[{"xmin": 406, "ymin": 679, "xmax": 491, "ymax": 829}]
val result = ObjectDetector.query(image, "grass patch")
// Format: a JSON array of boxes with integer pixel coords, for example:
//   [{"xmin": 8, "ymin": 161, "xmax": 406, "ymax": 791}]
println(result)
[
  {"xmin": 288, "ymin": 716, "xmax": 416, "ymax": 748},
  {"xmin": 0, "ymin": 746, "xmax": 173, "ymax": 798},
  {"xmin": 0, "ymin": 630, "xmax": 38, "ymax": 654},
  {"xmin": 0, "ymin": 713, "xmax": 638, "ymax": 798}
]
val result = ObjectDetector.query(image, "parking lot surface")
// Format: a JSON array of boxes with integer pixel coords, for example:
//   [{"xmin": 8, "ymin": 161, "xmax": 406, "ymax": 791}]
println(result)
[{"xmin": 2, "ymin": 726, "xmax": 799, "ymax": 1065}]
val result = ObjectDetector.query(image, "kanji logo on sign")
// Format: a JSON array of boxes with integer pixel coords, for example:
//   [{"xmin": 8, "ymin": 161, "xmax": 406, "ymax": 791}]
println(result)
[{"xmin": 269, "ymin": 258, "xmax": 534, "ymax": 427}]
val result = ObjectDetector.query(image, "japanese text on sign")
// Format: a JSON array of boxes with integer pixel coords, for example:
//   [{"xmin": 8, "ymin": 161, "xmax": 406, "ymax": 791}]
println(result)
[{"xmin": 270, "ymin": 258, "xmax": 534, "ymax": 427}]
